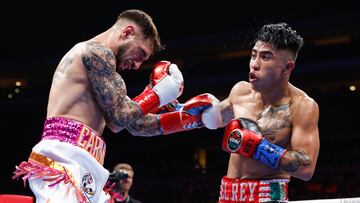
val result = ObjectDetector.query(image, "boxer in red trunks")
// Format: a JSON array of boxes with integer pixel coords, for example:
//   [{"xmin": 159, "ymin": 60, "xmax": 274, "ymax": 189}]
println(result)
[{"xmin": 202, "ymin": 23, "xmax": 320, "ymax": 202}]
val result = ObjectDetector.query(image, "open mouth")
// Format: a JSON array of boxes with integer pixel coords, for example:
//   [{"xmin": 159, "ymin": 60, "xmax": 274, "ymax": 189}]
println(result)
[
  {"xmin": 120, "ymin": 60, "xmax": 133, "ymax": 70},
  {"xmin": 249, "ymin": 72, "xmax": 258, "ymax": 82}
]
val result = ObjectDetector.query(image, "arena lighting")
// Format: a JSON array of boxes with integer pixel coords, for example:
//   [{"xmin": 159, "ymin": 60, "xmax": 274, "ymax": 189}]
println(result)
[
  {"xmin": 194, "ymin": 149, "xmax": 207, "ymax": 170},
  {"xmin": 313, "ymin": 35, "xmax": 351, "ymax": 46},
  {"xmin": 349, "ymin": 85, "xmax": 356, "ymax": 91},
  {"xmin": 0, "ymin": 78, "xmax": 27, "ymax": 88},
  {"xmin": 15, "ymin": 81, "xmax": 22, "ymax": 86}
]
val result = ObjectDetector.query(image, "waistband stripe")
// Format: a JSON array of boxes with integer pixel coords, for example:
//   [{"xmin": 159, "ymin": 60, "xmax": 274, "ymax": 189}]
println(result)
[
  {"xmin": 259, "ymin": 197, "xmax": 271, "ymax": 202},
  {"xmin": 29, "ymin": 152, "xmax": 65, "ymax": 172},
  {"xmin": 259, "ymin": 193, "xmax": 270, "ymax": 197},
  {"xmin": 41, "ymin": 117, "xmax": 106, "ymax": 165}
]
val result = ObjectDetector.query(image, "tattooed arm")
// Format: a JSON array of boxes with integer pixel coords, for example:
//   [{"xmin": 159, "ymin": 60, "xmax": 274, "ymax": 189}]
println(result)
[
  {"xmin": 219, "ymin": 97, "xmax": 234, "ymax": 127},
  {"xmin": 81, "ymin": 42, "xmax": 145, "ymax": 133},
  {"xmin": 125, "ymin": 113, "xmax": 161, "ymax": 136},
  {"xmin": 220, "ymin": 80, "xmax": 264, "ymax": 127},
  {"xmin": 217, "ymin": 81, "xmax": 252, "ymax": 127},
  {"xmin": 279, "ymin": 97, "xmax": 320, "ymax": 181},
  {"xmin": 121, "ymin": 96, "xmax": 162, "ymax": 136}
]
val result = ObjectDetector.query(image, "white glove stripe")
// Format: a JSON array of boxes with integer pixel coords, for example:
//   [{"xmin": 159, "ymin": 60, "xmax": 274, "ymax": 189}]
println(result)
[
  {"xmin": 152, "ymin": 63, "xmax": 184, "ymax": 106},
  {"xmin": 168, "ymin": 64, "xmax": 183, "ymax": 84},
  {"xmin": 201, "ymin": 99, "xmax": 222, "ymax": 130}
]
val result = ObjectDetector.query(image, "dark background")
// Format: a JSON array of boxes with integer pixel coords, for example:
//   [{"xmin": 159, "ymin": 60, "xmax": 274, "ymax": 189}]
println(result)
[{"xmin": 1, "ymin": 1, "xmax": 360, "ymax": 202}]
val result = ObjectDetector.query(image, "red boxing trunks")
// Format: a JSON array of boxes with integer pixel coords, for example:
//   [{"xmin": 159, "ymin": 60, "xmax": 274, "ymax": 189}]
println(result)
[{"xmin": 219, "ymin": 176, "xmax": 289, "ymax": 203}]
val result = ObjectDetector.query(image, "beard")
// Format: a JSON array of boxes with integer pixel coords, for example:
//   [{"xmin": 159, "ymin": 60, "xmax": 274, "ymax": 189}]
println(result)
[{"xmin": 115, "ymin": 43, "xmax": 131, "ymax": 72}]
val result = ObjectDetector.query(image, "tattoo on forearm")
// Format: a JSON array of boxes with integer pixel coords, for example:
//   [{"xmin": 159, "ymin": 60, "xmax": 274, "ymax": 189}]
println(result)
[
  {"xmin": 81, "ymin": 42, "xmax": 142, "ymax": 129},
  {"xmin": 280, "ymin": 150, "xmax": 311, "ymax": 172},
  {"xmin": 126, "ymin": 114, "xmax": 162, "ymax": 136},
  {"xmin": 221, "ymin": 105, "xmax": 234, "ymax": 125}
]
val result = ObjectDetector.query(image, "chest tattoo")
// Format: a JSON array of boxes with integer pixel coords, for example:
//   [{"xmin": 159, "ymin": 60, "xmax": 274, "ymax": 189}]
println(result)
[{"xmin": 257, "ymin": 103, "xmax": 291, "ymax": 135}]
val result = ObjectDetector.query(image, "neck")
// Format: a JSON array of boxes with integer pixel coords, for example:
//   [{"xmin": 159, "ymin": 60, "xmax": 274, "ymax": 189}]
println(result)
[
  {"xmin": 260, "ymin": 82, "xmax": 290, "ymax": 106},
  {"xmin": 123, "ymin": 191, "xmax": 129, "ymax": 199},
  {"xmin": 92, "ymin": 30, "xmax": 108, "ymax": 43},
  {"xmin": 91, "ymin": 29, "xmax": 116, "ymax": 52}
]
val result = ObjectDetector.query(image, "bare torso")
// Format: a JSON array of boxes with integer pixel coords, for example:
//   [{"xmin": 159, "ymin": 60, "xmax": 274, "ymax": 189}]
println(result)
[
  {"xmin": 226, "ymin": 81, "xmax": 307, "ymax": 180},
  {"xmin": 47, "ymin": 42, "xmax": 106, "ymax": 134}
]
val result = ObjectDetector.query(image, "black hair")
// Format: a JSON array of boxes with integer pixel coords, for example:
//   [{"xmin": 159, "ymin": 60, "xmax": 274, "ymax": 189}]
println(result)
[
  {"xmin": 252, "ymin": 22, "xmax": 303, "ymax": 59},
  {"xmin": 117, "ymin": 9, "xmax": 165, "ymax": 52}
]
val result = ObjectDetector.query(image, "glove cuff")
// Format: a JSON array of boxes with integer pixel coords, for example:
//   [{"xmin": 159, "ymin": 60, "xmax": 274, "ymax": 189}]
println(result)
[
  {"xmin": 132, "ymin": 88, "xmax": 160, "ymax": 114},
  {"xmin": 202, "ymin": 102, "xmax": 221, "ymax": 129},
  {"xmin": 159, "ymin": 111, "xmax": 182, "ymax": 135},
  {"xmin": 253, "ymin": 139, "xmax": 287, "ymax": 169}
]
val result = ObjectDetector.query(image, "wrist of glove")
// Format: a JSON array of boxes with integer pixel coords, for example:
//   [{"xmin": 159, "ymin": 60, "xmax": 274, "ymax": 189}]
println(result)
[
  {"xmin": 201, "ymin": 95, "xmax": 221, "ymax": 129},
  {"xmin": 222, "ymin": 117, "xmax": 286, "ymax": 169},
  {"xmin": 149, "ymin": 99, "xmax": 180, "ymax": 114},
  {"xmin": 132, "ymin": 86, "xmax": 160, "ymax": 114},
  {"xmin": 159, "ymin": 93, "xmax": 219, "ymax": 135}
]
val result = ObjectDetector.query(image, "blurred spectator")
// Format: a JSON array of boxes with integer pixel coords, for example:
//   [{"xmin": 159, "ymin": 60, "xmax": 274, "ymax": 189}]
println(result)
[{"xmin": 112, "ymin": 163, "xmax": 142, "ymax": 203}]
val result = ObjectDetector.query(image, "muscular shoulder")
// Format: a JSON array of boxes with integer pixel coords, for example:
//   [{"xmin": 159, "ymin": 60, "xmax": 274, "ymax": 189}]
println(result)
[
  {"xmin": 290, "ymin": 85, "xmax": 318, "ymax": 109},
  {"xmin": 290, "ymin": 85, "xmax": 319, "ymax": 124},
  {"xmin": 229, "ymin": 81, "xmax": 252, "ymax": 99},
  {"xmin": 80, "ymin": 41, "xmax": 117, "ymax": 71}
]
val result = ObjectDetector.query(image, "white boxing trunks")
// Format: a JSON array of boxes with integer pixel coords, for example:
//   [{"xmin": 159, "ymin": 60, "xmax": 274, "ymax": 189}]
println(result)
[{"xmin": 13, "ymin": 117, "xmax": 111, "ymax": 203}]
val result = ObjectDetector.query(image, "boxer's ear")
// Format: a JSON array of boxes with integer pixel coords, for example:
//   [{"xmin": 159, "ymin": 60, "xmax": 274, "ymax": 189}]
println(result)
[
  {"xmin": 121, "ymin": 26, "xmax": 135, "ymax": 39},
  {"xmin": 282, "ymin": 60, "xmax": 295, "ymax": 74}
]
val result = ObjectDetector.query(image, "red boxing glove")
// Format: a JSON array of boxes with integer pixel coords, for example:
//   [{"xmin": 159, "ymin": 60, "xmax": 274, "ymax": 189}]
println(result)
[
  {"xmin": 159, "ymin": 93, "xmax": 219, "ymax": 135},
  {"xmin": 135, "ymin": 85, "xmax": 180, "ymax": 114},
  {"xmin": 149, "ymin": 99, "xmax": 179, "ymax": 114},
  {"xmin": 132, "ymin": 61, "xmax": 184, "ymax": 114},
  {"xmin": 223, "ymin": 118, "xmax": 287, "ymax": 169},
  {"xmin": 149, "ymin": 61, "xmax": 184, "ymax": 96},
  {"xmin": 222, "ymin": 118, "xmax": 263, "ymax": 157}
]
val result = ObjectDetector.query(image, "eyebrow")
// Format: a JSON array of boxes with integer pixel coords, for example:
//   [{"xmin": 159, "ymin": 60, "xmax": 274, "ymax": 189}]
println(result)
[{"xmin": 252, "ymin": 49, "xmax": 274, "ymax": 56}]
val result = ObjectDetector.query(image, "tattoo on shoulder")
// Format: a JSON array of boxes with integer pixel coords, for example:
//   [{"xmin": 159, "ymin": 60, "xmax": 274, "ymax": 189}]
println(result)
[
  {"xmin": 52, "ymin": 47, "xmax": 76, "ymax": 84},
  {"xmin": 82, "ymin": 42, "xmax": 116, "ymax": 74},
  {"xmin": 81, "ymin": 42, "xmax": 142, "ymax": 127},
  {"xmin": 280, "ymin": 150, "xmax": 311, "ymax": 172}
]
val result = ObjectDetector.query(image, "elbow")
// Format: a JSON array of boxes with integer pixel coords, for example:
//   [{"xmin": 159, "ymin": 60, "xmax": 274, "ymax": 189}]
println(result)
[
  {"xmin": 125, "ymin": 125, "xmax": 144, "ymax": 136},
  {"xmin": 301, "ymin": 173, "xmax": 313, "ymax": 181},
  {"xmin": 296, "ymin": 170, "xmax": 314, "ymax": 181},
  {"xmin": 109, "ymin": 126, "xmax": 121, "ymax": 133},
  {"xmin": 106, "ymin": 118, "xmax": 131, "ymax": 133},
  {"xmin": 128, "ymin": 130, "xmax": 142, "ymax": 136},
  {"xmin": 107, "ymin": 122, "xmax": 122, "ymax": 133},
  {"xmin": 300, "ymin": 162, "xmax": 317, "ymax": 181},
  {"xmin": 128, "ymin": 129, "xmax": 157, "ymax": 137}
]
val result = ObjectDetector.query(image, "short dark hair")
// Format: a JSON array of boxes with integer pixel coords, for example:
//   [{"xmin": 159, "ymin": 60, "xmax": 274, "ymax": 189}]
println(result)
[
  {"xmin": 252, "ymin": 22, "xmax": 303, "ymax": 60},
  {"xmin": 117, "ymin": 9, "xmax": 165, "ymax": 52}
]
